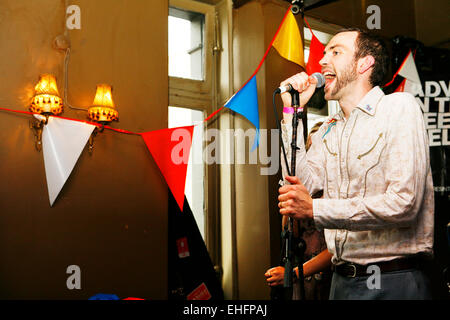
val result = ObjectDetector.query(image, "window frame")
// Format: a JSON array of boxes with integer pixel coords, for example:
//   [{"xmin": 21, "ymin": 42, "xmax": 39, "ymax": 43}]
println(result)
[
  {"xmin": 169, "ymin": 0, "xmax": 215, "ymax": 112},
  {"xmin": 168, "ymin": 0, "xmax": 220, "ymax": 263}
]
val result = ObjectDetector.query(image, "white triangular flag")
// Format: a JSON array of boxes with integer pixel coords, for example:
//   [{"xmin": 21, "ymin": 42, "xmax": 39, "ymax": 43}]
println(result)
[
  {"xmin": 403, "ymin": 78, "xmax": 423, "ymax": 96},
  {"xmin": 41, "ymin": 116, "xmax": 96, "ymax": 206},
  {"xmin": 398, "ymin": 50, "xmax": 421, "ymax": 85},
  {"xmin": 393, "ymin": 51, "xmax": 423, "ymax": 96},
  {"xmin": 394, "ymin": 78, "xmax": 423, "ymax": 96}
]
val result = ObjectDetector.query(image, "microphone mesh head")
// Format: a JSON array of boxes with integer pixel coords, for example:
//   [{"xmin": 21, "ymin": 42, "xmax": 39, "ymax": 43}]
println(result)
[{"xmin": 312, "ymin": 72, "xmax": 325, "ymax": 88}]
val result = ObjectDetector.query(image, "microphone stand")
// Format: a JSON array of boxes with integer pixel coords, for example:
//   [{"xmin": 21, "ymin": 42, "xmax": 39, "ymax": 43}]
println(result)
[{"xmin": 281, "ymin": 90, "xmax": 306, "ymax": 300}]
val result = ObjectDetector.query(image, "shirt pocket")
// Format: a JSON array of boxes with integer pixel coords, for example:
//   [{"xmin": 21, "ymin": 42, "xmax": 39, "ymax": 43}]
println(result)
[
  {"xmin": 356, "ymin": 132, "xmax": 385, "ymax": 165},
  {"xmin": 323, "ymin": 138, "xmax": 337, "ymax": 157},
  {"xmin": 353, "ymin": 132, "xmax": 386, "ymax": 195}
]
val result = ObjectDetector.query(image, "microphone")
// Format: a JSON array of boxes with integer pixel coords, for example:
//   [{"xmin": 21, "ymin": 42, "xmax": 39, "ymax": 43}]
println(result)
[{"xmin": 276, "ymin": 72, "xmax": 325, "ymax": 94}]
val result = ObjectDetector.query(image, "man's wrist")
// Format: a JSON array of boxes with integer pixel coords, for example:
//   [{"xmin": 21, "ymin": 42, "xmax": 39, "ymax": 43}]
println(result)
[
  {"xmin": 308, "ymin": 197, "xmax": 314, "ymax": 220},
  {"xmin": 283, "ymin": 107, "xmax": 302, "ymax": 114},
  {"xmin": 283, "ymin": 106, "xmax": 304, "ymax": 114},
  {"xmin": 311, "ymin": 198, "xmax": 324, "ymax": 230}
]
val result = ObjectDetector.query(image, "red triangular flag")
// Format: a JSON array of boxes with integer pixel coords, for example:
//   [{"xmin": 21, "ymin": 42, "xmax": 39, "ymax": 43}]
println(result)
[
  {"xmin": 306, "ymin": 33, "xmax": 325, "ymax": 75},
  {"xmin": 394, "ymin": 78, "xmax": 406, "ymax": 92},
  {"xmin": 141, "ymin": 126, "xmax": 194, "ymax": 211}
]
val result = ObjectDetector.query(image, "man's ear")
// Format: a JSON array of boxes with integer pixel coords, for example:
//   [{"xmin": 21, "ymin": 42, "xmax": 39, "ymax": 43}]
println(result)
[{"xmin": 358, "ymin": 55, "xmax": 375, "ymax": 74}]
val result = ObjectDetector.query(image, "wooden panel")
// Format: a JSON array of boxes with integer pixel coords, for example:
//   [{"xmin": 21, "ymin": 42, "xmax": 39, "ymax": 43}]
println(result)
[{"xmin": 0, "ymin": 0, "xmax": 168, "ymax": 299}]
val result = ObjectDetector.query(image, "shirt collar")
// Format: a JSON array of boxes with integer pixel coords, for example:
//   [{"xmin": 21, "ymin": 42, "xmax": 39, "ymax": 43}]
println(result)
[
  {"xmin": 329, "ymin": 109, "xmax": 344, "ymax": 122},
  {"xmin": 356, "ymin": 86, "xmax": 385, "ymax": 116}
]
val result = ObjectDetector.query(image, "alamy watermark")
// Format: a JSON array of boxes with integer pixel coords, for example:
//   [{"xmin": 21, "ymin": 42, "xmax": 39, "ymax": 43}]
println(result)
[
  {"xmin": 66, "ymin": 265, "xmax": 81, "ymax": 290},
  {"xmin": 171, "ymin": 127, "xmax": 280, "ymax": 176},
  {"xmin": 366, "ymin": 265, "xmax": 381, "ymax": 290},
  {"xmin": 366, "ymin": 5, "xmax": 381, "ymax": 30},
  {"xmin": 66, "ymin": 5, "xmax": 81, "ymax": 30}
]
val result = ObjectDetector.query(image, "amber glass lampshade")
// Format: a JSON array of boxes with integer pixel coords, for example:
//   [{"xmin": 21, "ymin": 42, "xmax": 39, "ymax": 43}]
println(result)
[
  {"xmin": 88, "ymin": 84, "xmax": 119, "ymax": 123},
  {"xmin": 30, "ymin": 74, "xmax": 63, "ymax": 115}
]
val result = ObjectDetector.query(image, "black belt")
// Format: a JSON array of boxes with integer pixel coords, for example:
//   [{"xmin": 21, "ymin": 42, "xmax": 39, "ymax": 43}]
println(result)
[{"xmin": 334, "ymin": 258, "xmax": 420, "ymax": 278}]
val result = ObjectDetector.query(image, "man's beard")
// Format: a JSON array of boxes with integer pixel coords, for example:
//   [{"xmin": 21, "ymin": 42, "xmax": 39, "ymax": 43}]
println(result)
[{"xmin": 330, "ymin": 60, "xmax": 358, "ymax": 97}]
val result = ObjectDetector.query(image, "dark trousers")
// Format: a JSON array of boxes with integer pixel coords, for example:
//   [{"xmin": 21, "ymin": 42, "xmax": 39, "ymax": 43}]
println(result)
[{"xmin": 329, "ymin": 268, "xmax": 432, "ymax": 300}]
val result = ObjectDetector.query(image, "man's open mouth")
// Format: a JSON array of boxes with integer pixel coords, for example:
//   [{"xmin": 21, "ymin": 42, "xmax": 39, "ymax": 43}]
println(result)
[{"xmin": 323, "ymin": 71, "xmax": 336, "ymax": 89}]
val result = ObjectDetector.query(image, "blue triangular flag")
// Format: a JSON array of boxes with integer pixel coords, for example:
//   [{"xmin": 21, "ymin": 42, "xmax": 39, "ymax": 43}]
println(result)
[
  {"xmin": 225, "ymin": 75, "xmax": 260, "ymax": 150},
  {"xmin": 88, "ymin": 293, "xmax": 120, "ymax": 300}
]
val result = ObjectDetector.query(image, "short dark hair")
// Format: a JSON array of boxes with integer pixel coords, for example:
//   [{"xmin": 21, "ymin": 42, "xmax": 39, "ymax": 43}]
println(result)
[{"xmin": 336, "ymin": 27, "xmax": 389, "ymax": 87}]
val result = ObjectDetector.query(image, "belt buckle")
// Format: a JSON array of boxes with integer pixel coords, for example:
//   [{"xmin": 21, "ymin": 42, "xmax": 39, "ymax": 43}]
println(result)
[{"xmin": 348, "ymin": 263, "xmax": 357, "ymax": 278}]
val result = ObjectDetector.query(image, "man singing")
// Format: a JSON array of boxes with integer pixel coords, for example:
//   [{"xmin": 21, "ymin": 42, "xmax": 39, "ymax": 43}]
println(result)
[{"xmin": 275, "ymin": 28, "xmax": 434, "ymax": 299}]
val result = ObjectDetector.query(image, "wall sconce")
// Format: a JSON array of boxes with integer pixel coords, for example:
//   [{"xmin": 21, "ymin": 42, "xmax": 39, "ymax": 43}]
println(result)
[
  {"xmin": 29, "ymin": 74, "xmax": 63, "ymax": 151},
  {"xmin": 30, "ymin": 74, "xmax": 63, "ymax": 115},
  {"xmin": 87, "ymin": 84, "xmax": 119, "ymax": 153}
]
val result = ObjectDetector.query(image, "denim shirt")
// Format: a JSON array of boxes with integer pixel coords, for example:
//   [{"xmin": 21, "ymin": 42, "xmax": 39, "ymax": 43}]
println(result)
[{"xmin": 281, "ymin": 86, "xmax": 434, "ymax": 265}]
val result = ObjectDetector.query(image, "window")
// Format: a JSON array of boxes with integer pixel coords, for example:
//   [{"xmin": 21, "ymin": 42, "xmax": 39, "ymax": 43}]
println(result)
[
  {"xmin": 168, "ymin": 0, "xmax": 217, "ymax": 245},
  {"xmin": 168, "ymin": 0, "xmax": 214, "ymax": 112},
  {"xmin": 169, "ymin": 8, "xmax": 205, "ymax": 80}
]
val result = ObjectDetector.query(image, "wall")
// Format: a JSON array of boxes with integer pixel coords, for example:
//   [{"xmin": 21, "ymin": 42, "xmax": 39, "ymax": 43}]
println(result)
[
  {"xmin": 307, "ymin": 0, "xmax": 417, "ymax": 39},
  {"xmin": 0, "ymin": 0, "xmax": 168, "ymax": 299},
  {"xmin": 232, "ymin": 1, "xmax": 271, "ymax": 300},
  {"xmin": 415, "ymin": 0, "xmax": 450, "ymax": 49},
  {"xmin": 306, "ymin": 0, "xmax": 450, "ymax": 49},
  {"xmin": 217, "ymin": 0, "xmax": 238, "ymax": 300}
]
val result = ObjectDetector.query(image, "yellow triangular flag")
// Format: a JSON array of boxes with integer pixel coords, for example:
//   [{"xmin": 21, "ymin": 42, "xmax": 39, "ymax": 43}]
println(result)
[{"xmin": 272, "ymin": 11, "xmax": 305, "ymax": 67}]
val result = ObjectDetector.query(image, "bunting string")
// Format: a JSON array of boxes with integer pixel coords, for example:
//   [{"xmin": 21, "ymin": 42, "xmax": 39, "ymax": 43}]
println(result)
[
  {"xmin": 0, "ymin": 106, "xmax": 139, "ymax": 135},
  {"xmin": 248, "ymin": 5, "xmax": 292, "ymax": 84}
]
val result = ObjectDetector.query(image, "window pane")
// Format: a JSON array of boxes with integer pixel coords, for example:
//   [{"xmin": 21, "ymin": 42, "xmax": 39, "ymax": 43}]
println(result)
[
  {"xmin": 168, "ymin": 107, "xmax": 205, "ymax": 239},
  {"xmin": 304, "ymin": 27, "xmax": 334, "ymax": 44},
  {"xmin": 304, "ymin": 47, "xmax": 310, "ymax": 64},
  {"xmin": 168, "ymin": 8, "xmax": 204, "ymax": 80},
  {"xmin": 169, "ymin": 16, "xmax": 192, "ymax": 79}
]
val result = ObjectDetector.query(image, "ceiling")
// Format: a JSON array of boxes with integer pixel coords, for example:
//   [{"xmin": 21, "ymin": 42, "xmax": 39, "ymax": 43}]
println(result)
[{"xmin": 194, "ymin": 0, "xmax": 450, "ymax": 50}]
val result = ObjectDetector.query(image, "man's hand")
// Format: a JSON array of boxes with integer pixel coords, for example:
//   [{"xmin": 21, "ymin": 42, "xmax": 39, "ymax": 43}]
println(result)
[
  {"xmin": 278, "ymin": 176, "xmax": 313, "ymax": 220},
  {"xmin": 265, "ymin": 266, "xmax": 286, "ymax": 287},
  {"xmin": 280, "ymin": 72, "xmax": 319, "ymax": 110}
]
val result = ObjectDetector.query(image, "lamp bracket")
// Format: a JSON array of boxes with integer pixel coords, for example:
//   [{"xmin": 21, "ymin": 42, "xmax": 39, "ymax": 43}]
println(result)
[
  {"xmin": 88, "ymin": 124, "xmax": 104, "ymax": 155},
  {"xmin": 29, "ymin": 114, "xmax": 50, "ymax": 152}
]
